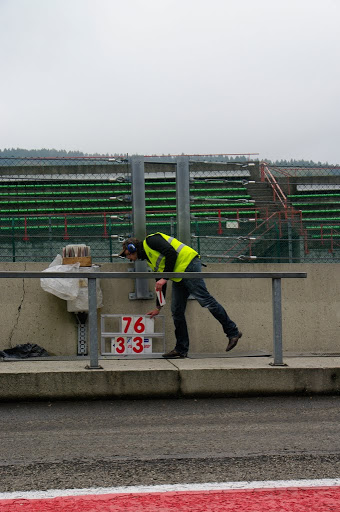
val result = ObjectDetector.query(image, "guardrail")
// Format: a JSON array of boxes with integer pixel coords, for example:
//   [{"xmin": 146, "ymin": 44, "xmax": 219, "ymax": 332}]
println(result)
[{"xmin": 0, "ymin": 271, "xmax": 307, "ymax": 368}]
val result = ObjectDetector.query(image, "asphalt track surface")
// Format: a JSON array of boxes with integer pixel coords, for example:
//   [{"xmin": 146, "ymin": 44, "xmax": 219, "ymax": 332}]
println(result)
[{"xmin": 1, "ymin": 396, "xmax": 340, "ymax": 510}]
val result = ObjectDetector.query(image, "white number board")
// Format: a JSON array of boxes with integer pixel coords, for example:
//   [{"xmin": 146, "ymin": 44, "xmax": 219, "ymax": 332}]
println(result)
[{"xmin": 111, "ymin": 316, "xmax": 154, "ymax": 355}]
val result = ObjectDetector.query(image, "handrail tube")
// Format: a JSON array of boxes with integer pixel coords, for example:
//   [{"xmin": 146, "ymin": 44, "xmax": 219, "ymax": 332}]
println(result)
[
  {"xmin": 0, "ymin": 271, "xmax": 307, "ymax": 368},
  {"xmin": 261, "ymin": 162, "xmax": 294, "ymax": 178},
  {"xmin": 261, "ymin": 164, "xmax": 290, "ymax": 220},
  {"xmin": 0, "ymin": 271, "xmax": 307, "ymax": 279},
  {"xmin": 264, "ymin": 166, "xmax": 287, "ymax": 210}
]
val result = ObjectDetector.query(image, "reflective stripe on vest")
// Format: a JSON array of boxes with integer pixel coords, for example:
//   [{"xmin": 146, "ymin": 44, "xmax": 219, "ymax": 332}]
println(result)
[
  {"xmin": 154, "ymin": 253, "xmax": 163, "ymax": 272},
  {"xmin": 167, "ymin": 236, "xmax": 186, "ymax": 255}
]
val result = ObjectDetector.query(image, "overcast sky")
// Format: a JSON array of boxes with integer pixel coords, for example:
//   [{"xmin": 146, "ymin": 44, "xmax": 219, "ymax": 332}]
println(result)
[{"xmin": 1, "ymin": 0, "xmax": 339, "ymax": 162}]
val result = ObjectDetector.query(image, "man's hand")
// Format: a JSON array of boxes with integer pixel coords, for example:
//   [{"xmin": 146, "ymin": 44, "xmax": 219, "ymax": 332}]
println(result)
[
  {"xmin": 155, "ymin": 278, "xmax": 167, "ymax": 292},
  {"xmin": 146, "ymin": 308, "xmax": 160, "ymax": 319}
]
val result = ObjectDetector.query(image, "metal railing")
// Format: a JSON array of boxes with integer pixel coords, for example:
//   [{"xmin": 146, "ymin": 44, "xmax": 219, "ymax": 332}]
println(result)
[
  {"xmin": 0, "ymin": 270, "xmax": 307, "ymax": 368},
  {"xmin": 261, "ymin": 163, "xmax": 289, "ymax": 213}
]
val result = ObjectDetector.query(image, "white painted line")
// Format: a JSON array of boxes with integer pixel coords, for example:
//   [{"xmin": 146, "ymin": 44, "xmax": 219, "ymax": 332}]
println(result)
[{"xmin": 1, "ymin": 478, "xmax": 340, "ymax": 501}]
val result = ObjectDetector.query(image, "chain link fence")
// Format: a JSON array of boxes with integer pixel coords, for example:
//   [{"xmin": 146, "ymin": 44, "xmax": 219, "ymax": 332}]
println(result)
[
  {"xmin": 0, "ymin": 156, "xmax": 339, "ymax": 263},
  {"xmin": 189, "ymin": 160, "xmax": 340, "ymax": 263},
  {"xmin": 188, "ymin": 158, "xmax": 259, "ymax": 262},
  {"xmin": 0, "ymin": 156, "xmax": 131, "ymax": 262},
  {"xmin": 260, "ymin": 163, "xmax": 340, "ymax": 263}
]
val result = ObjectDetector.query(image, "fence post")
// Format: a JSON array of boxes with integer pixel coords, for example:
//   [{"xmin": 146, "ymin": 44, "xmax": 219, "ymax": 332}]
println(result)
[
  {"xmin": 176, "ymin": 155, "xmax": 191, "ymax": 245},
  {"xmin": 103, "ymin": 212, "xmax": 109, "ymax": 238},
  {"xmin": 130, "ymin": 155, "xmax": 153, "ymax": 300},
  {"xmin": 23, "ymin": 216, "xmax": 29, "ymax": 241},
  {"xmin": 271, "ymin": 277, "xmax": 286, "ymax": 366},
  {"xmin": 63, "ymin": 214, "xmax": 69, "ymax": 240},
  {"xmin": 85, "ymin": 277, "xmax": 102, "ymax": 369},
  {"xmin": 288, "ymin": 219, "xmax": 293, "ymax": 263},
  {"xmin": 109, "ymin": 216, "xmax": 113, "ymax": 262},
  {"xmin": 217, "ymin": 209, "xmax": 223, "ymax": 235},
  {"xmin": 11, "ymin": 217, "xmax": 16, "ymax": 262}
]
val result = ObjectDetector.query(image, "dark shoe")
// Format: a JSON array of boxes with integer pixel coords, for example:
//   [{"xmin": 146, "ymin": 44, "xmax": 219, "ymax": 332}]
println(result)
[
  {"xmin": 162, "ymin": 349, "xmax": 187, "ymax": 359},
  {"xmin": 226, "ymin": 332, "xmax": 243, "ymax": 352}
]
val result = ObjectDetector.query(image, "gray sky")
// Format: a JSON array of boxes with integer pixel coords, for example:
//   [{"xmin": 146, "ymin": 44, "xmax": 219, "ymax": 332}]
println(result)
[{"xmin": 1, "ymin": 0, "xmax": 339, "ymax": 162}]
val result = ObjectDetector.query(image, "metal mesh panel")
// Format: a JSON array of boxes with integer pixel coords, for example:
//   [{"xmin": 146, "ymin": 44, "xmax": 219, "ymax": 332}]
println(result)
[
  {"xmin": 0, "ymin": 157, "xmax": 131, "ymax": 262},
  {"xmin": 189, "ymin": 158, "xmax": 260, "ymax": 262},
  {"xmin": 260, "ymin": 164, "xmax": 340, "ymax": 263},
  {"xmin": 0, "ymin": 156, "xmax": 339, "ymax": 263},
  {"xmin": 188, "ymin": 160, "xmax": 340, "ymax": 263}
]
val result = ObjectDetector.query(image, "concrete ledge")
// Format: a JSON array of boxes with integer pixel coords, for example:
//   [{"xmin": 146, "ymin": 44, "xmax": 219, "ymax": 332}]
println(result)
[
  {"xmin": 1, "ymin": 357, "xmax": 340, "ymax": 401},
  {"xmin": 179, "ymin": 367, "xmax": 340, "ymax": 396},
  {"xmin": 0, "ymin": 360, "xmax": 179, "ymax": 401},
  {"xmin": 175, "ymin": 357, "xmax": 340, "ymax": 396}
]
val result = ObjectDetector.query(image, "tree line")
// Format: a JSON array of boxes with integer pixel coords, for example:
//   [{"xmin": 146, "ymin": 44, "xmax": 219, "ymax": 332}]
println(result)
[{"xmin": 0, "ymin": 148, "xmax": 337, "ymax": 167}]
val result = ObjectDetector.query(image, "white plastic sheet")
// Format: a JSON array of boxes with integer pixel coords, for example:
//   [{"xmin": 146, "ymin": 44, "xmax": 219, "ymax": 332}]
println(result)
[
  {"xmin": 40, "ymin": 254, "xmax": 80, "ymax": 300},
  {"xmin": 66, "ymin": 266, "xmax": 103, "ymax": 312}
]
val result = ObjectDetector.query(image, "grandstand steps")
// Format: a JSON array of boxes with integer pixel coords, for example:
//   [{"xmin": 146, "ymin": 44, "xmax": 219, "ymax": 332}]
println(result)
[
  {"xmin": 250, "ymin": 233, "xmax": 282, "ymax": 260},
  {"xmin": 245, "ymin": 182, "xmax": 284, "ymax": 217},
  {"xmin": 238, "ymin": 183, "xmax": 302, "ymax": 261},
  {"xmin": 249, "ymin": 222, "xmax": 300, "ymax": 262}
]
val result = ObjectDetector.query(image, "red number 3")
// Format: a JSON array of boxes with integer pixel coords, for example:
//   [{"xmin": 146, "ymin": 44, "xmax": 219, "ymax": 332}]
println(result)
[
  {"xmin": 132, "ymin": 336, "xmax": 144, "ymax": 353},
  {"xmin": 116, "ymin": 336, "xmax": 125, "ymax": 354}
]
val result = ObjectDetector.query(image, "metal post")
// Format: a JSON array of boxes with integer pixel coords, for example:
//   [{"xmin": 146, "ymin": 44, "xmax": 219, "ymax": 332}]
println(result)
[
  {"xmin": 48, "ymin": 217, "xmax": 53, "ymax": 261},
  {"xmin": 130, "ymin": 155, "xmax": 153, "ymax": 300},
  {"xmin": 131, "ymin": 155, "xmax": 146, "ymax": 240},
  {"xmin": 176, "ymin": 156, "xmax": 191, "ymax": 245},
  {"xmin": 170, "ymin": 216, "xmax": 175, "ymax": 237},
  {"xmin": 271, "ymin": 278, "xmax": 286, "ymax": 366},
  {"xmin": 196, "ymin": 220, "xmax": 200, "ymax": 254},
  {"xmin": 109, "ymin": 216, "xmax": 113, "ymax": 263},
  {"xmin": 288, "ymin": 220, "xmax": 293, "ymax": 263},
  {"xmin": 85, "ymin": 277, "xmax": 102, "ymax": 369},
  {"xmin": 11, "ymin": 217, "xmax": 15, "ymax": 262},
  {"xmin": 299, "ymin": 235, "xmax": 305, "ymax": 262}
]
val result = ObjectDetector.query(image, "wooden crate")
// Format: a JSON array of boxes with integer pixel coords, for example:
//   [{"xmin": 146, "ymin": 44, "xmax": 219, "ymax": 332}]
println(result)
[{"xmin": 62, "ymin": 256, "xmax": 92, "ymax": 267}]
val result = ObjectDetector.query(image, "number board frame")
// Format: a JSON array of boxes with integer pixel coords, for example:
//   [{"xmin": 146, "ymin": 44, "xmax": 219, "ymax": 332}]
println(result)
[{"xmin": 100, "ymin": 314, "xmax": 165, "ymax": 356}]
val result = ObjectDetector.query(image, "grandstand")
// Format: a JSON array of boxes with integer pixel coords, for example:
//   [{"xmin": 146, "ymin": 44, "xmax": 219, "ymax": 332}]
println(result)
[
  {"xmin": 0, "ymin": 157, "xmax": 339, "ymax": 263},
  {"xmin": 267, "ymin": 165, "xmax": 340, "ymax": 262}
]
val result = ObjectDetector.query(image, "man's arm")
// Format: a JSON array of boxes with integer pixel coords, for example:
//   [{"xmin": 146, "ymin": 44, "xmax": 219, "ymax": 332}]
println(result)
[{"xmin": 146, "ymin": 234, "xmax": 176, "ymax": 318}]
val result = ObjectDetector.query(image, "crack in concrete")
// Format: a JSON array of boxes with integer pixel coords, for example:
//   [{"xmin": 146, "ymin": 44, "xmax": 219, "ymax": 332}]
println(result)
[
  {"xmin": 8, "ymin": 264, "xmax": 27, "ymax": 347},
  {"xmin": 166, "ymin": 359, "xmax": 183, "ymax": 395}
]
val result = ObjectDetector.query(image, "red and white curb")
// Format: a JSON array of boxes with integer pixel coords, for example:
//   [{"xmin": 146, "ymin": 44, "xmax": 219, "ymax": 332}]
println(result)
[
  {"xmin": 1, "ymin": 478, "xmax": 340, "ymax": 511},
  {"xmin": 2, "ymin": 478, "xmax": 340, "ymax": 499}
]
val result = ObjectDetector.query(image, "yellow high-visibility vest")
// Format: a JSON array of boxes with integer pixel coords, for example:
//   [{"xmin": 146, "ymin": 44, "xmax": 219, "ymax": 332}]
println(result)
[{"xmin": 143, "ymin": 232, "xmax": 199, "ymax": 282}]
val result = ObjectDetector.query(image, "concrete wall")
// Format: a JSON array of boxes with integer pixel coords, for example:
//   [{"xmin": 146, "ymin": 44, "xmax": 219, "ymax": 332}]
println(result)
[{"xmin": 0, "ymin": 262, "xmax": 339, "ymax": 356}]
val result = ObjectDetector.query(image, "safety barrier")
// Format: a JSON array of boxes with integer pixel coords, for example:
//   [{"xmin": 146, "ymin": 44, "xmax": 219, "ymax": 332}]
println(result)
[{"xmin": 0, "ymin": 270, "xmax": 307, "ymax": 368}]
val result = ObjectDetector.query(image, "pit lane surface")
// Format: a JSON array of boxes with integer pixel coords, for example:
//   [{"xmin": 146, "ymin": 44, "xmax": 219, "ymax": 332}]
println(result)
[{"xmin": 1, "ymin": 396, "xmax": 340, "ymax": 494}]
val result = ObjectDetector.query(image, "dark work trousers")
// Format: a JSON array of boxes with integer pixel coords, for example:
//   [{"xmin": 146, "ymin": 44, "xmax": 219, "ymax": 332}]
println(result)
[{"xmin": 171, "ymin": 256, "xmax": 239, "ymax": 355}]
